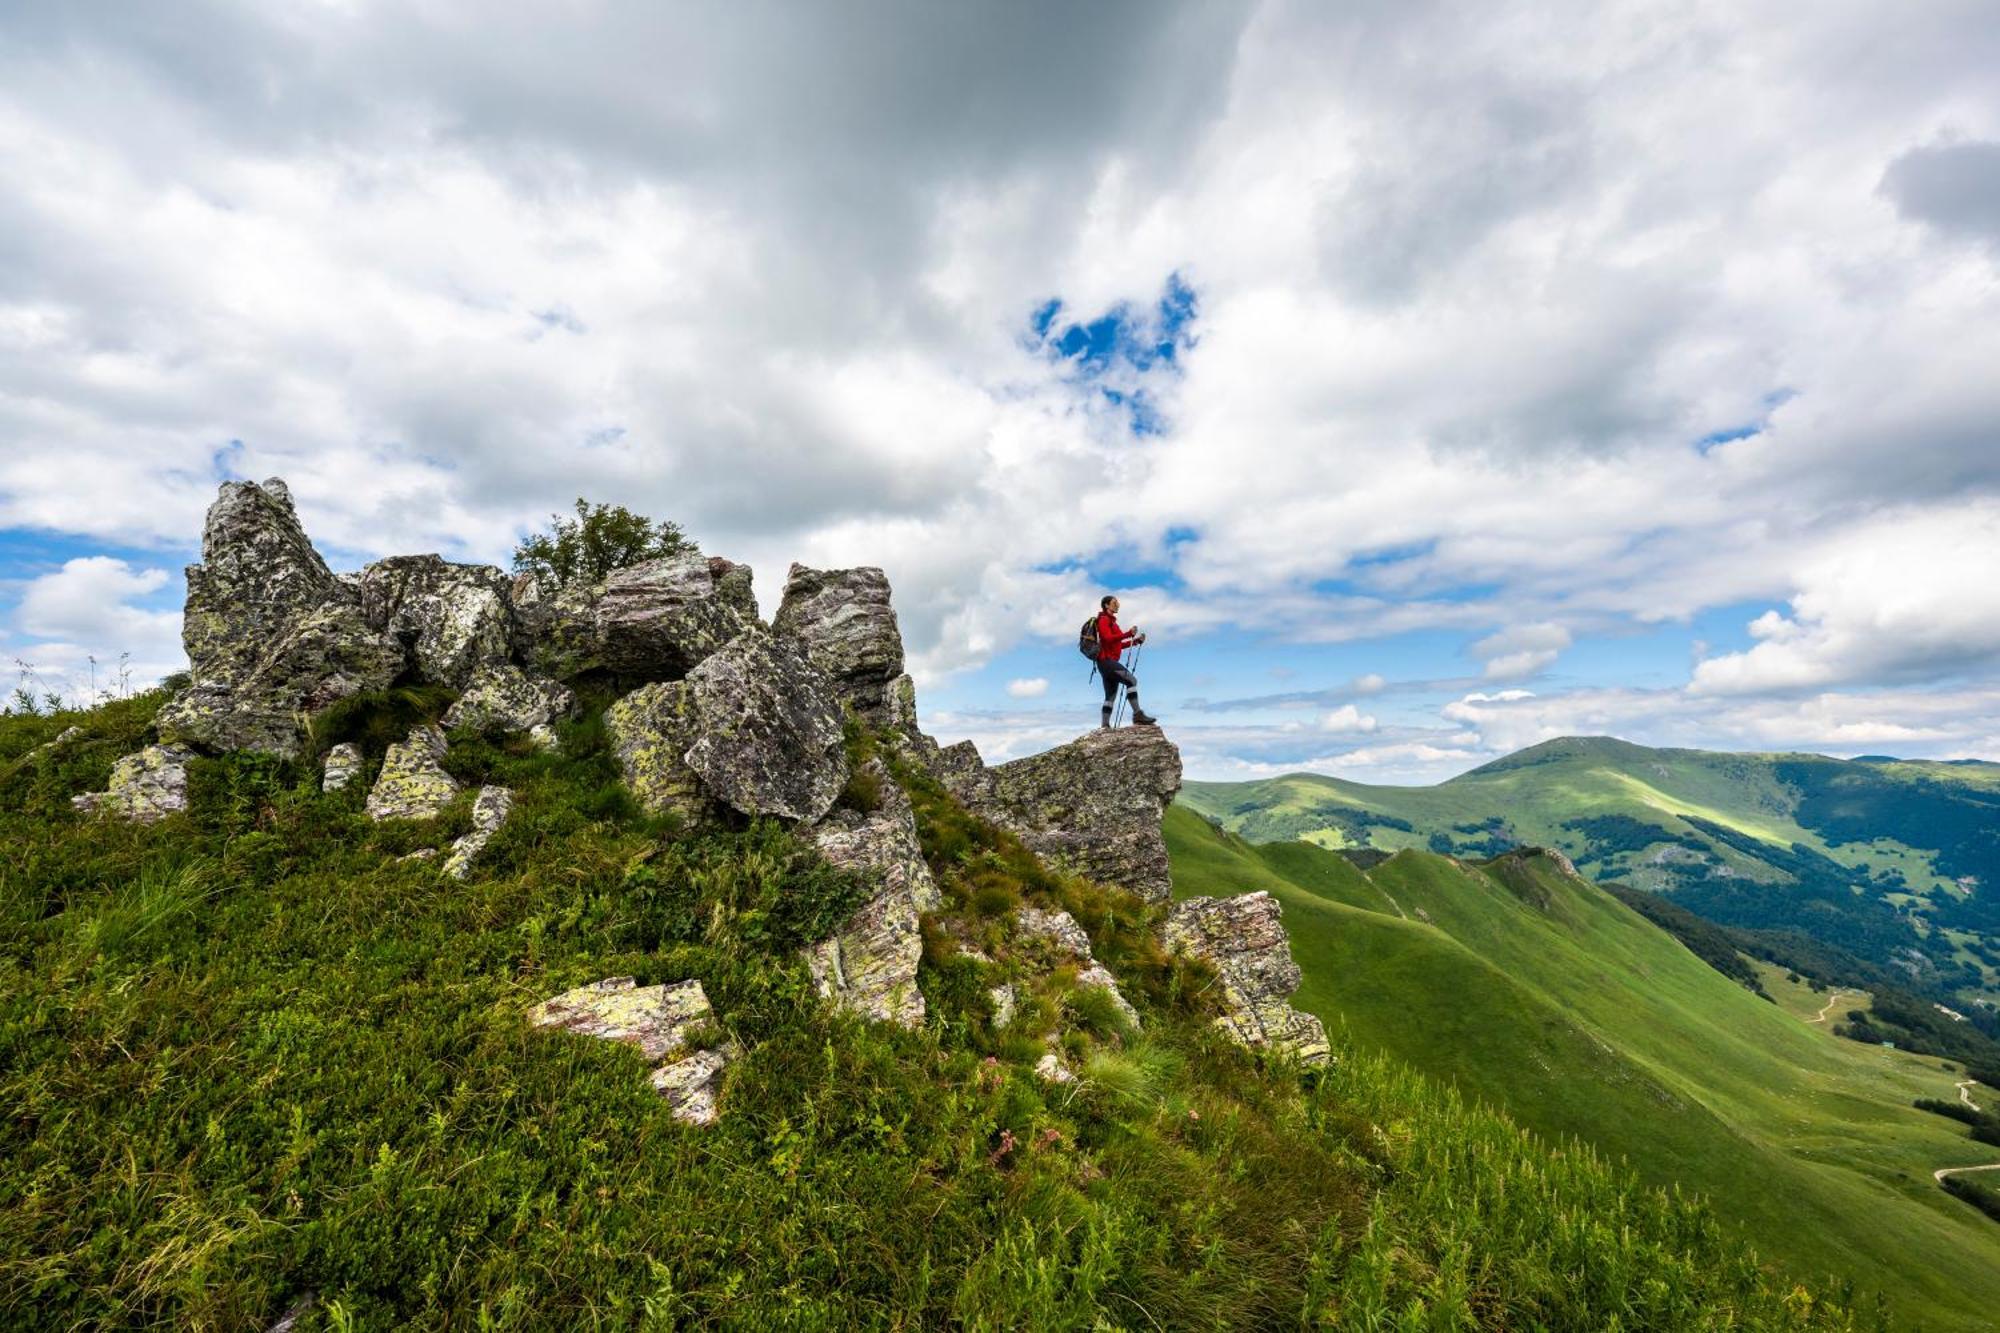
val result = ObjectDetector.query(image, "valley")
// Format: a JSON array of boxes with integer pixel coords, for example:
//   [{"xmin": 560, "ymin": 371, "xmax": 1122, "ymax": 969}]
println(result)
[{"xmin": 1165, "ymin": 806, "xmax": 2000, "ymax": 1331}]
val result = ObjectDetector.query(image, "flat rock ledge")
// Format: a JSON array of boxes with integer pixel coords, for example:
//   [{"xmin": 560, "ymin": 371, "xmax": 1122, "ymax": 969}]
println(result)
[
  {"xmin": 527, "ymin": 977, "xmax": 736, "ymax": 1125},
  {"xmin": 1162, "ymin": 892, "xmax": 1329, "ymax": 1065},
  {"xmin": 945, "ymin": 727, "xmax": 1182, "ymax": 903}
]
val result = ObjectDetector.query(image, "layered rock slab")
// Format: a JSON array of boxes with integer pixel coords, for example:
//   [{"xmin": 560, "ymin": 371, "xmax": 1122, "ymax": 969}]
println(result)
[
  {"xmin": 72, "ymin": 744, "xmax": 196, "ymax": 823},
  {"xmin": 772, "ymin": 563, "xmax": 906, "ymax": 726},
  {"xmin": 945, "ymin": 727, "xmax": 1182, "ymax": 903},
  {"xmin": 1162, "ymin": 892, "xmax": 1329, "ymax": 1065},
  {"xmin": 542, "ymin": 553, "xmax": 757, "ymax": 681},
  {"xmin": 802, "ymin": 760, "xmax": 940, "ymax": 1028},
  {"xmin": 527, "ymin": 977, "xmax": 735, "ymax": 1125}
]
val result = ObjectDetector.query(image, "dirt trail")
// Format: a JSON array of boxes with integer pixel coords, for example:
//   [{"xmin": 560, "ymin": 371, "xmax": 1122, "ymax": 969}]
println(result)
[
  {"xmin": 1934, "ymin": 1162, "xmax": 2000, "ymax": 1184},
  {"xmin": 1959, "ymin": 1080, "xmax": 1983, "ymax": 1113},
  {"xmin": 1807, "ymin": 989, "xmax": 1854, "ymax": 1025}
]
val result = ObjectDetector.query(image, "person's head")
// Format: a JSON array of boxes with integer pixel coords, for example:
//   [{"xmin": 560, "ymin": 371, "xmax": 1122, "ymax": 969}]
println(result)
[{"xmin": 1101, "ymin": 594, "xmax": 1119, "ymax": 617}]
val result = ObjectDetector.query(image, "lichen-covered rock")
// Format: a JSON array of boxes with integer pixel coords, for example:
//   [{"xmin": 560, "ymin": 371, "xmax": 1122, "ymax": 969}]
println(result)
[
  {"xmin": 801, "ymin": 761, "xmax": 941, "ymax": 1027},
  {"xmin": 682, "ymin": 629, "xmax": 848, "ymax": 823},
  {"xmin": 527, "ymin": 977, "xmax": 736, "ymax": 1125},
  {"xmin": 365, "ymin": 725, "xmax": 460, "ymax": 821},
  {"xmin": 322, "ymin": 742, "xmax": 363, "ymax": 791},
  {"xmin": 540, "ymin": 553, "xmax": 757, "ymax": 681},
  {"xmin": 441, "ymin": 786, "xmax": 513, "ymax": 879},
  {"xmin": 988, "ymin": 983, "xmax": 1018, "ymax": 1029},
  {"xmin": 1162, "ymin": 892, "xmax": 1329, "ymax": 1065},
  {"xmin": 157, "ymin": 480, "xmax": 403, "ymax": 756},
  {"xmin": 441, "ymin": 663, "xmax": 575, "ymax": 748},
  {"xmin": 604, "ymin": 681, "xmax": 708, "ymax": 822},
  {"xmin": 1034, "ymin": 1052, "xmax": 1076, "ymax": 1085},
  {"xmin": 353, "ymin": 555, "xmax": 517, "ymax": 688},
  {"xmin": 947, "ymin": 728, "xmax": 1182, "ymax": 903},
  {"xmin": 772, "ymin": 563, "xmax": 906, "ymax": 725},
  {"xmin": 71, "ymin": 744, "xmax": 196, "ymax": 823},
  {"xmin": 1014, "ymin": 906, "xmax": 1141, "ymax": 1030}
]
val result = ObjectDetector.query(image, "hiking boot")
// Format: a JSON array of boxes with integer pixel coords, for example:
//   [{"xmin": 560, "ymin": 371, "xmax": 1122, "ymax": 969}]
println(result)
[{"xmin": 1131, "ymin": 708, "xmax": 1159, "ymax": 726}]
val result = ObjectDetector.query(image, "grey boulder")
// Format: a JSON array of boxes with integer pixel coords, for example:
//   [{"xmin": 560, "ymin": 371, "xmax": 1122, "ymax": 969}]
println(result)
[
  {"xmin": 353, "ymin": 555, "xmax": 517, "ymax": 688},
  {"xmin": 72, "ymin": 744, "xmax": 197, "ymax": 823},
  {"xmin": 364, "ymin": 725, "xmax": 460, "ymax": 821},
  {"xmin": 441, "ymin": 663, "xmax": 575, "ymax": 748},
  {"xmin": 802, "ymin": 760, "xmax": 940, "ymax": 1028},
  {"xmin": 322, "ymin": 742, "xmax": 363, "ymax": 791},
  {"xmin": 1015, "ymin": 906, "xmax": 1141, "ymax": 1030},
  {"xmin": 441, "ymin": 785, "xmax": 514, "ymax": 879},
  {"xmin": 1162, "ymin": 892, "xmax": 1329, "ymax": 1064},
  {"xmin": 772, "ymin": 563, "xmax": 906, "ymax": 725},
  {"xmin": 157, "ymin": 480, "xmax": 403, "ymax": 757},
  {"xmin": 541, "ymin": 553, "xmax": 757, "ymax": 681}
]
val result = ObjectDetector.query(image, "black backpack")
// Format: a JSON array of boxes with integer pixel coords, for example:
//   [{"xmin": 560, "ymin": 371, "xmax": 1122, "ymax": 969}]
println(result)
[{"xmin": 1078, "ymin": 616, "xmax": 1101, "ymax": 661}]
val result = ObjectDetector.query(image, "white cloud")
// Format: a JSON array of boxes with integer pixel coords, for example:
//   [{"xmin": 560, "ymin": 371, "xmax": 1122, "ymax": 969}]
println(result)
[
  {"xmin": 1351, "ymin": 673, "xmax": 1386, "ymax": 695},
  {"xmin": 1006, "ymin": 677, "xmax": 1049, "ymax": 698},
  {"xmin": 1317, "ymin": 703, "xmax": 1378, "ymax": 733},
  {"xmin": 6, "ymin": 556, "xmax": 184, "ymax": 703},
  {"xmin": 0, "ymin": 3, "xmax": 1997, "ymax": 761},
  {"xmin": 1471, "ymin": 622, "xmax": 1572, "ymax": 680},
  {"xmin": 1691, "ymin": 501, "xmax": 2000, "ymax": 695}
]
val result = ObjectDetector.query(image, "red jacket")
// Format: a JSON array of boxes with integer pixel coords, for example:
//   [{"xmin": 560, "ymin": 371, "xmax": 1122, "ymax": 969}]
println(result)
[{"xmin": 1095, "ymin": 612, "xmax": 1138, "ymax": 661}]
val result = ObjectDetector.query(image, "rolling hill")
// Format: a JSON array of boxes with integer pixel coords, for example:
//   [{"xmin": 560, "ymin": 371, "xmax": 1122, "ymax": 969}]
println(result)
[
  {"xmin": 1181, "ymin": 736, "xmax": 2000, "ymax": 1014},
  {"xmin": 1164, "ymin": 806, "xmax": 2000, "ymax": 1331}
]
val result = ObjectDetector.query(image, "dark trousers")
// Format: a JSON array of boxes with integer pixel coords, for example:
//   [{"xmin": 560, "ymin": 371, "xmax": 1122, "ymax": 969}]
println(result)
[{"xmin": 1099, "ymin": 659, "xmax": 1138, "ymax": 706}]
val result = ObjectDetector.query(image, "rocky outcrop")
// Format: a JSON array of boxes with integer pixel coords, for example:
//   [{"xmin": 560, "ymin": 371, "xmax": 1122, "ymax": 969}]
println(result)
[
  {"xmin": 441, "ymin": 663, "xmax": 575, "ymax": 748},
  {"xmin": 541, "ymin": 553, "xmax": 757, "ymax": 681},
  {"xmin": 72, "ymin": 744, "xmax": 196, "ymax": 823},
  {"xmin": 802, "ymin": 760, "xmax": 940, "ymax": 1027},
  {"xmin": 944, "ymin": 728, "xmax": 1182, "ymax": 902},
  {"xmin": 353, "ymin": 555, "xmax": 517, "ymax": 688},
  {"xmin": 1015, "ymin": 906, "xmax": 1141, "ymax": 1030},
  {"xmin": 364, "ymin": 725, "xmax": 460, "ymax": 821},
  {"xmin": 1162, "ymin": 893, "xmax": 1329, "ymax": 1065},
  {"xmin": 441, "ymin": 785, "xmax": 513, "ymax": 879},
  {"xmin": 527, "ymin": 977, "xmax": 736, "ymax": 1125},
  {"xmin": 605, "ymin": 682, "xmax": 707, "ymax": 821},
  {"xmin": 322, "ymin": 742, "xmax": 363, "ymax": 791},
  {"xmin": 157, "ymin": 480, "xmax": 403, "ymax": 757},
  {"xmin": 772, "ymin": 564, "xmax": 905, "ymax": 725}
]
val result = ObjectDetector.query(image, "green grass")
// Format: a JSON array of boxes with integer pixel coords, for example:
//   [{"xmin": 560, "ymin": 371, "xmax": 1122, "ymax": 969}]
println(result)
[
  {"xmin": 0, "ymin": 693, "xmax": 1881, "ymax": 1328},
  {"xmin": 1166, "ymin": 806, "xmax": 2000, "ymax": 1331}
]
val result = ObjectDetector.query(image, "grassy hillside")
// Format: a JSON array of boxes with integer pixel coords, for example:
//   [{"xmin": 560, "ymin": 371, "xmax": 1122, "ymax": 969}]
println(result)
[
  {"xmin": 1181, "ymin": 736, "xmax": 2000, "ymax": 1012},
  {"xmin": 0, "ymin": 693, "xmax": 1871, "ymax": 1329},
  {"xmin": 1166, "ymin": 805, "xmax": 2000, "ymax": 1332}
]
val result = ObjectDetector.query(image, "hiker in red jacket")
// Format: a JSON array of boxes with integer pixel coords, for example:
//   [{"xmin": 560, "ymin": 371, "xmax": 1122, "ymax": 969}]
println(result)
[{"xmin": 1094, "ymin": 595, "xmax": 1157, "ymax": 727}]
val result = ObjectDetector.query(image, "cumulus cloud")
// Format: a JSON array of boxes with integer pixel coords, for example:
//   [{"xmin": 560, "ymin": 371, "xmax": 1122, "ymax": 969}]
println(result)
[
  {"xmin": 1317, "ymin": 704, "xmax": 1378, "ymax": 733},
  {"xmin": 5, "ymin": 556, "xmax": 184, "ymax": 703},
  {"xmin": 1005, "ymin": 677, "xmax": 1049, "ymax": 698},
  {"xmin": 1, "ymin": 2, "xmax": 1999, "ymax": 762},
  {"xmin": 1691, "ymin": 502, "xmax": 2000, "ymax": 695},
  {"xmin": 1472, "ymin": 623, "xmax": 1571, "ymax": 680}
]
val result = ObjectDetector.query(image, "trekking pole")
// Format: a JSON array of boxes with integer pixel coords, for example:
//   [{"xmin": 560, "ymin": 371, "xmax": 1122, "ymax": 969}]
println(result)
[{"xmin": 1113, "ymin": 642, "xmax": 1141, "ymax": 728}]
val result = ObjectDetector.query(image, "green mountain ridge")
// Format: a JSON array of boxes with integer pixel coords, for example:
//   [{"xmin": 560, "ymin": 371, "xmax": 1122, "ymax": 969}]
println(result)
[
  {"xmin": 1181, "ymin": 734, "xmax": 2000, "ymax": 1014},
  {"xmin": 1164, "ymin": 806, "xmax": 2000, "ymax": 1332}
]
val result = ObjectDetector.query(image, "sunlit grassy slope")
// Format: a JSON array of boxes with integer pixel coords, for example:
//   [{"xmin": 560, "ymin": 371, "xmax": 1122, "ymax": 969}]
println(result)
[{"xmin": 1166, "ymin": 805, "xmax": 2000, "ymax": 1332}]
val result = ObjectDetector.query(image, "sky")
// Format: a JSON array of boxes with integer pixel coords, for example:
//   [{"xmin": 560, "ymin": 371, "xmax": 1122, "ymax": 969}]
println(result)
[{"xmin": 3, "ymin": 0, "xmax": 2000, "ymax": 784}]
